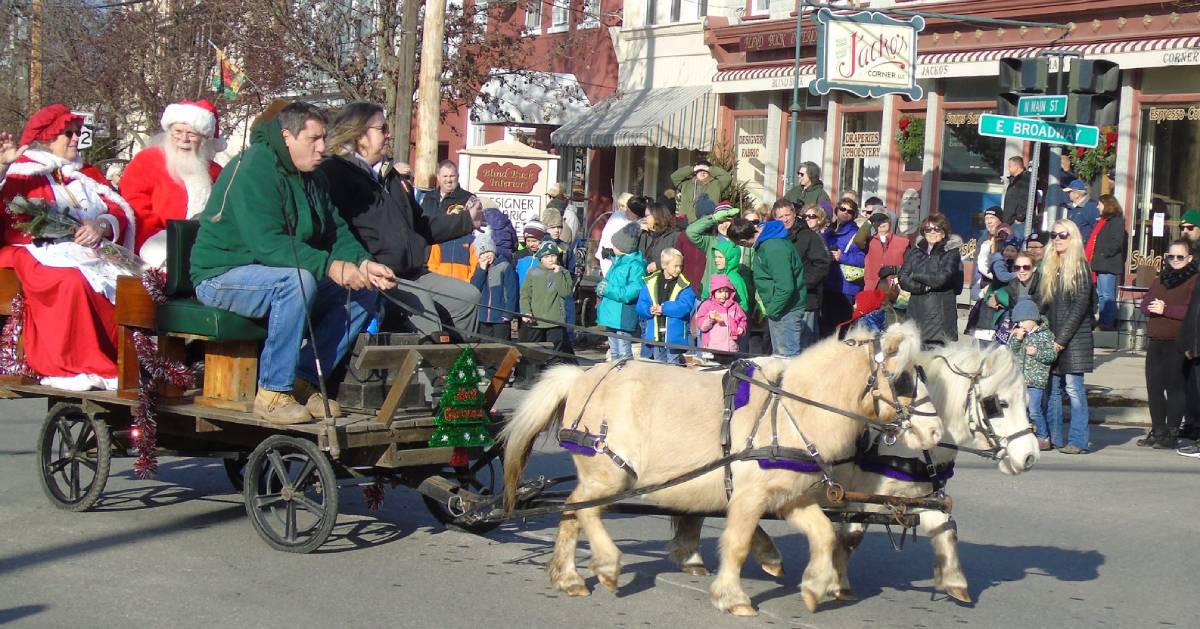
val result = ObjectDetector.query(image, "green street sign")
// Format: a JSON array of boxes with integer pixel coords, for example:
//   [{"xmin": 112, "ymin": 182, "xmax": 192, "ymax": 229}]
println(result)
[
  {"xmin": 977, "ymin": 113, "xmax": 1099, "ymax": 148},
  {"xmin": 1017, "ymin": 95, "xmax": 1068, "ymax": 118}
]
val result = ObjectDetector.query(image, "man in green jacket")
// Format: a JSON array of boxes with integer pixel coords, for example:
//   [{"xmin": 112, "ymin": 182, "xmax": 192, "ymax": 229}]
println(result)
[
  {"xmin": 782, "ymin": 161, "xmax": 831, "ymax": 209},
  {"xmin": 191, "ymin": 102, "xmax": 397, "ymax": 425},
  {"xmin": 729, "ymin": 217, "xmax": 806, "ymax": 357},
  {"xmin": 670, "ymin": 159, "xmax": 731, "ymax": 223}
]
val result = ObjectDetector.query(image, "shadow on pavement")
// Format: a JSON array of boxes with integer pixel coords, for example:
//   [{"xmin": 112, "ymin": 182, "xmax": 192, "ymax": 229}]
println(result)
[{"xmin": 0, "ymin": 604, "xmax": 49, "ymax": 624}]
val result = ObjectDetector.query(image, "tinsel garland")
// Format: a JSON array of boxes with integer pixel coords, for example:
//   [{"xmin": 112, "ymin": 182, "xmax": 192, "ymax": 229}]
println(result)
[
  {"xmin": 130, "ymin": 269, "xmax": 194, "ymax": 479},
  {"xmin": 363, "ymin": 478, "xmax": 386, "ymax": 511},
  {"xmin": 0, "ymin": 292, "xmax": 36, "ymax": 378}
]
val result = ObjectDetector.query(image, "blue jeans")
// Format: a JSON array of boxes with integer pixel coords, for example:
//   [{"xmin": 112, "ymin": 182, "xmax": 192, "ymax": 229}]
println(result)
[
  {"xmin": 195, "ymin": 265, "xmax": 375, "ymax": 392},
  {"xmin": 1096, "ymin": 273, "xmax": 1118, "ymax": 329},
  {"xmin": 1046, "ymin": 372, "xmax": 1090, "ymax": 449},
  {"xmin": 1028, "ymin": 386, "xmax": 1047, "ymax": 441},
  {"xmin": 767, "ymin": 308, "xmax": 804, "ymax": 357},
  {"xmin": 644, "ymin": 345, "xmax": 682, "ymax": 364},
  {"xmin": 608, "ymin": 330, "xmax": 633, "ymax": 361},
  {"xmin": 798, "ymin": 309, "xmax": 819, "ymax": 353}
]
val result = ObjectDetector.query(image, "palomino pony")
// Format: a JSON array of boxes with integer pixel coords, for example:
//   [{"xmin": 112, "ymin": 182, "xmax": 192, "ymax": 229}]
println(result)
[
  {"xmin": 666, "ymin": 340, "xmax": 1040, "ymax": 604},
  {"xmin": 501, "ymin": 322, "xmax": 944, "ymax": 615}
]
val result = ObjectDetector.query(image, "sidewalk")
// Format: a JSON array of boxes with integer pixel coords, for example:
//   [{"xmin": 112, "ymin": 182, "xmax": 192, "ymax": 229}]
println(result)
[{"xmin": 1086, "ymin": 347, "xmax": 1151, "ymax": 427}]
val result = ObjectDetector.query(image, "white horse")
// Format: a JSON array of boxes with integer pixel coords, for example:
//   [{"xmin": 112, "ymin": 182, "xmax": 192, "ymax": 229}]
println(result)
[{"xmin": 501, "ymin": 322, "xmax": 944, "ymax": 615}]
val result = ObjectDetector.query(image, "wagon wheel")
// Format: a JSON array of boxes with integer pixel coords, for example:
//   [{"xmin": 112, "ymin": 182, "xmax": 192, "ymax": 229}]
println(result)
[
  {"xmin": 421, "ymin": 445, "xmax": 503, "ymax": 534},
  {"xmin": 243, "ymin": 435, "xmax": 338, "ymax": 553},
  {"xmin": 36, "ymin": 402, "xmax": 111, "ymax": 512}
]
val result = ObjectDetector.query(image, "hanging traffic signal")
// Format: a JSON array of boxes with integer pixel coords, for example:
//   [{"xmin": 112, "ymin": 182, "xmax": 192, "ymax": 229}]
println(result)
[
  {"xmin": 997, "ymin": 57, "xmax": 1049, "ymax": 116},
  {"xmin": 1067, "ymin": 60, "xmax": 1120, "ymax": 126}
]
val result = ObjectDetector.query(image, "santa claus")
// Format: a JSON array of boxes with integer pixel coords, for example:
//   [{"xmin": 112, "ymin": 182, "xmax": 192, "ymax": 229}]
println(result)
[
  {"xmin": 120, "ymin": 100, "xmax": 223, "ymax": 267},
  {"xmin": 0, "ymin": 103, "xmax": 138, "ymax": 390}
]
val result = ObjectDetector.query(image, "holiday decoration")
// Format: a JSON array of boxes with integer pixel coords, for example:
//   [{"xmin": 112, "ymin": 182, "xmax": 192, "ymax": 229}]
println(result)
[
  {"xmin": 894, "ymin": 116, "xmax": 926, "ymax": 165},
  {"xmin": 428, "ymin": 347, "xmax": 494, "ymax": 448},
  {"xmin": 6, "ymin": 195, "xmax": 145, "ymax": 275},
  {"xmin": 363, "ymin": 478, "xmax": 386, "ymax": 511},
  {"xmin": 0, "ymin": 292, "xmax": 35, "ymax": 378},
  {"xmin": 1071, "ymin": 126, "xmax": 1117, "ymax": 183}
]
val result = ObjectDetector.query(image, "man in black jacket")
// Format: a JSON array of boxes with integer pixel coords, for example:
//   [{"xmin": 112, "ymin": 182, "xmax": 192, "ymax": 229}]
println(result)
[
  {"xmin": 321, "ymin": 155, "xmax": 482, "ymax": 339},
  {"xmin": 1002, "ymin": 156, "xmax": 1031, "ymax": 238},
  {"xmin": 773, "ymin": 198, "xmax": 831, "ymax": 350}
]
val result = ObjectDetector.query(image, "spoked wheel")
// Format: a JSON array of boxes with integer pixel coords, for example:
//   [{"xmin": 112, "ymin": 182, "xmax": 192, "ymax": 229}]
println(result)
[
  {"xmin": 37, "ymin": 402, "xmax": 111, "ymax": 512},
  {"xmin": 243, "ymin": 435, "xmax": 338, "ymax": 553},
  {"xmin": 421, "ymin": 446, "xmax": 503, "ymax": 534}
]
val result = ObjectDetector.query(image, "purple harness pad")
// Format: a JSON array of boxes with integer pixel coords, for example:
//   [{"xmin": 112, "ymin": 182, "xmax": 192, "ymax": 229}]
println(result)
[
  {"xmin": 858, "ymin": 460, "xmax": 955, "ymax": 483},
  {"xmin": 559, "ymin": 439, "xmax": 598, "ymax": 456},
  {"xmin": 733, "ymin": 364, "xmax": 757, "ymax": 410},
  {"xmin": 757, "ymin": 458, "xmax": 822, "ymax": 473}
]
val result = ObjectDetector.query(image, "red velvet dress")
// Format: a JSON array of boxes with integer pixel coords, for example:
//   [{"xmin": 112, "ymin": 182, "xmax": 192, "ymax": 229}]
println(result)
[{"xmin": 0, "ymin": 150, "xmax": 136, "ymax": 385}]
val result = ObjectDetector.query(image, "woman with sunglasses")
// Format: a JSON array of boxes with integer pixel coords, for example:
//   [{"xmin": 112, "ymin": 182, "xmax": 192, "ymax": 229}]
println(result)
[
  {"xmin": 1039, "ymin": 220, "xmax": 1095, "ymax": 454},
  {"xmin": 1135, "ymin": 241, "xmax": 1198, "ymax": 450},
  {"xmin": 821, "ymin": 198, "xmax": 866, "ymax": 336},
  {"xmin": 899, "ymin": 214, "xmax": 962, "ymax": 348},
  {"xmin": 0, "ymin": 103, "xmax": 137, "ymax": 390}
]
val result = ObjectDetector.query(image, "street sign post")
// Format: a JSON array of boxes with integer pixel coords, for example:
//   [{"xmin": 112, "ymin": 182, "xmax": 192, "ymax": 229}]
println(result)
[
  {"xmin": 1017, "ymin": 95, "xmax": 1068, "ymax": 118},
  {"xmin": 977, "ymin": 113, "xmax": 1098, "ymax": 148},
  {"xmin": 72, "ymin": 111, "xmax": 95, "ymax": 150}
]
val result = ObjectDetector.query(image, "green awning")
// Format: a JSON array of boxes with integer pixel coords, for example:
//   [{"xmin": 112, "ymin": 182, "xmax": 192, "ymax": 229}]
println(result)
[{"xmin": 551, "ymin": 86, "xmax": 718, "ymax": 151}]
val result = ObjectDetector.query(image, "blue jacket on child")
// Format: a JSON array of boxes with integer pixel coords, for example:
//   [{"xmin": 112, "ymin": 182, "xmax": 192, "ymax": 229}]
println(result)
[
  {"xmin": 636, "ymin": 271, "xmax": 696, "ymax": 346},
  {"xmin": 472, "ymin": 259, "xmax": 519, "ymax": 324},
  {"xmin": 596, "ymin": 251, "xmax": 647, "ymax": 332}
]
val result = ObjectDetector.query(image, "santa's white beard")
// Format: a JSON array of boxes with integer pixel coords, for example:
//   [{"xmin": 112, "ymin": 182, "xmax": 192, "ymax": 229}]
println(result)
[{"xmin": 163, "ymin": 141, "xmax": 214, "ymax": 218}]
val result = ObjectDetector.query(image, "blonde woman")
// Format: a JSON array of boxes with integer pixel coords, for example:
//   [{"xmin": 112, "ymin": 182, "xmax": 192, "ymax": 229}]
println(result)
[{"xmin": 1039, "ymin": 219, "xmax": 1095, "ymax": 454}]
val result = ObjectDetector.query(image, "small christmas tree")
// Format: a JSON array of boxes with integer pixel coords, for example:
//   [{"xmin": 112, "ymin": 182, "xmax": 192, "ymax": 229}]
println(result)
[{"xmin": 428, "ymin": 347, "xmax": 494, "ymax": 448}]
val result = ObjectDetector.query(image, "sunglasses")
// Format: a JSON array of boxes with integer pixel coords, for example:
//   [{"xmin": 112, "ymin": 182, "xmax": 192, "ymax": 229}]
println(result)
[
  {"xmin": 1183, "ymin": 225, "xmax": 1197, "ymax": 232},
  {"xmin": 837, "ymin": 206, "xmax": 854, "ymax": 213},
  {"xmin": 1052, "ymin": 231, "xmax": 1071, "ymax": 240},
  {"xmin": 1014, "ymin": 264, "xmax": 1034, "ymax": 271},
  {"xmin": 63, "ymin": 129, "xmax": 82, "ymax": 138},
  {"xmin": 802, "ymin": 213, "xmax": 821, "ymax": 220},
  {"xmin": 923, "ymin": 225, "xmax": 943, "ymax": 233},
  {"xmin": 748, "ymin": 220, "xmax": 762, "ymax": 227},
  {"xmin": 1166, "ymin": 254, "xmax": 1190, "ymax": 261}
]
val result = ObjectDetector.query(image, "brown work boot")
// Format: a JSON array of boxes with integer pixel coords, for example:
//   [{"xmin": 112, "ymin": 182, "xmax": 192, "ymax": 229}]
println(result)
[
  {"xmin": 294, "ymin": 378, "xmax": 342, "ymax": 419},
  {"xmin": 254, "ymin": 389, "xmax": 313, "ymax": 425}
]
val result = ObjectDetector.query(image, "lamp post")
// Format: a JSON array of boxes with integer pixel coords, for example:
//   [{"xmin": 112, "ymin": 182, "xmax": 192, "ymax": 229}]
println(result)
[{"xmin": 785, "ymin": 0, "xmax": 807, "ymax": 192}]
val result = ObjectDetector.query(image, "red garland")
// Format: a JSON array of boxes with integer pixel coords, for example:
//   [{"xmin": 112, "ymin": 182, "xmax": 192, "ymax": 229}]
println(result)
[
  {"xmin": 363, "ymin": 478, "xmax": 386, "ymax": 511},
  {"xmin": 0, "ymin": 292, "xmax": 36, "ymax": 378}
]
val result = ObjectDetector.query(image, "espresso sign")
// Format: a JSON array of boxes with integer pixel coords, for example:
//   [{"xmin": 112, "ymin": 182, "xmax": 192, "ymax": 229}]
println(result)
[
  {"xmin": 809, "ymin": 8, "xmax": 925, "ymax": 100},
  {"xmin": 476, "ymin": 162, "xmax": 542, "ymax": 194}
]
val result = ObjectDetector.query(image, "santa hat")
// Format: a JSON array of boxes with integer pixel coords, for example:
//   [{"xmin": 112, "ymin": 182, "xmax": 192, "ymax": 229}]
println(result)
[
  {"xmin": 20, "ymin": 103, "xmax": 84, "ymax": 146},
  {"xmin": 161, "ymin": 100, "xmax": 225, "ymax": 151}
]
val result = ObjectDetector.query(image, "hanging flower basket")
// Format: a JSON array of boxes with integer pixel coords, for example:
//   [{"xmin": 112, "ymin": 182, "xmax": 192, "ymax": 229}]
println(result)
[
  {"xmin": 894, "ymin": 116, "xmax": 926, "ymax": 165},
  {"xmin": 1070, "ymin": 126, "xmax": 1117, "ymax": 183}
]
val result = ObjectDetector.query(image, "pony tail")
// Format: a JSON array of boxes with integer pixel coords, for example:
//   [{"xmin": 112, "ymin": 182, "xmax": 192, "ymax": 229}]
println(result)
[{"xmin": 500, "ymin": 364, "xmax": 586, "ymax": 511}]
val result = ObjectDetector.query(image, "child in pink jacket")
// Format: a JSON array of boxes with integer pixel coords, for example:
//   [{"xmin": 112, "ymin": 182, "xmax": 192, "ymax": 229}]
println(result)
[{"xmin": 693, "ymin": 274, "xmax": 748, "ymax": 353}]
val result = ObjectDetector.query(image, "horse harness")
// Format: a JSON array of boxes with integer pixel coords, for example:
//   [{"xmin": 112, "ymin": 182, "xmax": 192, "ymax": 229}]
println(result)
[{"xmin": 930, "ymin": 355, "xmax": 1035, "ymax": 461}]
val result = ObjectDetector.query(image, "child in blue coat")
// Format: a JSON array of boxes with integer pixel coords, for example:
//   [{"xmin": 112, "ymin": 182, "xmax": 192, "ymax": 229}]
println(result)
[
  {"xmin": 637, "ymin": 247, "xmax": 696, "ymax": 364},
  {"xmin": 596, "ymin": 223, "xmax": 646, "ymax": 361},
  {"xmin": 471, "ymin": 231, "xmax": 519, "ymax": 340}
]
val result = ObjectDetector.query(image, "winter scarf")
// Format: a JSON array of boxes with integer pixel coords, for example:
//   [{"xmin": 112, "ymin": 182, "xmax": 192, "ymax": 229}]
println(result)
[{"xmin": 1161, "ymin": 261, "xmax": 1199, "ymax": 289}]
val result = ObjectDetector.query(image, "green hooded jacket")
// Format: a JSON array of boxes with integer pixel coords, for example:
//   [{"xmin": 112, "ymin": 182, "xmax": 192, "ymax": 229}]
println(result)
[
  {"xmin": 190, "ymin": 116, "xmax": 370, "ymax": 286},
  {"xmin": 708, "ymin": 239, "xmax": 751, "ymax": 314}
]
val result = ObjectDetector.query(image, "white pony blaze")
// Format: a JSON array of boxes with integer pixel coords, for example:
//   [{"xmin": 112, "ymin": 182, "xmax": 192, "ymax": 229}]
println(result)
[{"xmin": 500, "ymin": 321, "xmax": 943, "ymax": 616}]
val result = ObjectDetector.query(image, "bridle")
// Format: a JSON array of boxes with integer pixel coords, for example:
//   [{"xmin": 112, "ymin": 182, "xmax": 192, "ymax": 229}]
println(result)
[
  {"xmin": 843, "ymin": 336, "xmax": 938, "ymax": 444},
  {"xmin": 930, "ymin": 355, "xmax": 1035, "ymax": 461}
]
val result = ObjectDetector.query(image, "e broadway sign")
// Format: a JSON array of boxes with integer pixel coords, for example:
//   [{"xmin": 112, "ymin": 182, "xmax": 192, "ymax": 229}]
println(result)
[
  {"xmin": 809, "ymin": 8, "xmax": 925, "ymax": 100},
  {"xmin": 977, "ymin": 114, "xmax": 1099, "ymax": 149}
]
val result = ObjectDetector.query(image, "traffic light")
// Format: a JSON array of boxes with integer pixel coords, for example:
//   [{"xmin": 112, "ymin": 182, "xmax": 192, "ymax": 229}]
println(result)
[
  {"xmin": 997, "ymin": 57, "xmax": 1049, "ymax": 116},
  {"xmin": 1067, "ymin": 60, "xmax": 1120, "ymax": 126}
]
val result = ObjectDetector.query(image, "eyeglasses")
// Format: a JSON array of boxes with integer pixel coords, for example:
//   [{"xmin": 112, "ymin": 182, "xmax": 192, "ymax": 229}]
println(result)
[
  {"xmin": 170, "ymin": 129, "xmax": 201, "ymax": 140},
  {"xmin": 802, "ymin": 213, "xmax": 821, "ymax": 220},
  {"xmin": 1183, "ymin": 224, "xmax": 1197, "ymax": 232},
  {"xmin": 368, "ymin": 124, "xmax": 390, "ymax": 134},
  {"xmin": 1166, "ymin": 254, "xmax": 1190, "ymax": 261},
  {"xmin": 922, "ymin": 225, "xmax": 944, "ymax": 233},
  {"xmin": 1052, "ymin": 232, "xmax": 1071, "ymax": 240},
  {"xmin": 1014, "ymin": 264, "xmax": 1034, "ymax": 271}
]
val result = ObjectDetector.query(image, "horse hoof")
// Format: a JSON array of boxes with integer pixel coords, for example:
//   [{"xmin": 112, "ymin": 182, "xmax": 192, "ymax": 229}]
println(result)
[
  {"xmin": 729, "ymin": 604, "xmax": 758, "ymax": 617},
  {"xmin": 564, "ymin": 584, "xmax": 591, "ymax": 597},
  {"xmin": 946, "ymin": 587, "xmax": 972, "ymax": 603},
  {"xmin": 682, "ymin": 564, "xmax": 710, "ymax": 577},
  {"xmin": 598, "ymin": 574, "xmax": 619, "ymax": 593},
  {"xmin": 835, "ymin": 589, "xmax": 859, "ymax": 601},
  {"xmin": 760, "ymin": 562, "xmax": 785, "ymax": 578},
  {"xmin": 802, "ymin": 589, "xmax": 821, "ymax": 612}
]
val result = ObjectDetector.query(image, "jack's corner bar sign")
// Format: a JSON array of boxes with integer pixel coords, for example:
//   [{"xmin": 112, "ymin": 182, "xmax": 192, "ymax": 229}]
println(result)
[{"xmin": 809, "ymin": 8, "xmax": 925, "ymax": 101}]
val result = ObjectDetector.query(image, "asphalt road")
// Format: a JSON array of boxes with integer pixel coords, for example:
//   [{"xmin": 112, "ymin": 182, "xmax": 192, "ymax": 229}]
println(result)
[{"xmin": 1, "ymin": 391, "xmax": 1198, "ymax": 629}]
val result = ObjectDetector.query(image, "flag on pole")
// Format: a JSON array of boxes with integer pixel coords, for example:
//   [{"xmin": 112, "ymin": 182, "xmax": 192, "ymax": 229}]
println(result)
[{"xmin": 212, "ymin": 46, "xmax": 245, "ymax": 100}]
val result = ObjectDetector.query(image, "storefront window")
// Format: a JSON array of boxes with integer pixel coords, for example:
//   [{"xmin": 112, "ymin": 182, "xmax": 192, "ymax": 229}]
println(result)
[
  {"xmin": 838, "ymin": 111, "xmax": 883, "ymax": 200},
  {"xmin": 938, "ymin": 109, "xmax": 1005, "ymax": 236},
  {"xmin": 1133, "ymin": 105, "xmax": 1200, "ymax": 280}
]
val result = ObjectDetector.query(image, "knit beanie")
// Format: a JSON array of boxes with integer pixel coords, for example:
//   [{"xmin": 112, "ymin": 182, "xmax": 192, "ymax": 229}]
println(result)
[
  {"xmin": 1012, "ymin": 299, "xmax": 1040, "ymax": 323},
  {"xmin": 535, "ymin": 240, "xmax": 563, "ymax": 259},
  {"xmin": 611, "ymin": 222, "xmax": 641, "ymax": 255},
  {"xmin": 475, "ymin": 231, "xmax": 497, "ymax": 256},
  {"xmin": 523, "ymin": 219, "xmax": 547, "ymax": 242}
]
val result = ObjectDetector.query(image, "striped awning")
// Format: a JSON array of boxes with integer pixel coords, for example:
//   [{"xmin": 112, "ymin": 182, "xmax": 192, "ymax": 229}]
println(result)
[
  {"xmin": 550, "ymin": 86, "xmax": 718, "ymax": 151},
  {"xmin": 714, "ymin": 35, "xmax": 1200, "ymax": 92}
]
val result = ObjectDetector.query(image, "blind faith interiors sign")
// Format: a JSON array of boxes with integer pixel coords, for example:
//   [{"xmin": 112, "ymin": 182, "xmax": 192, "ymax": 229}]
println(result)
[
  {"xmin": 475, "ymin": 162, "xmax": 542, "ymax": 194},
  {"xmin": 809, "ymin": 8, "xmax": 925, "ymax": 100}
]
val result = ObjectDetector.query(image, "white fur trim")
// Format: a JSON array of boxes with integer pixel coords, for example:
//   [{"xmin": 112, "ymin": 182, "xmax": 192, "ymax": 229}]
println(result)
[
  {"xmin": 161, "ymin": 103, "xmax": 216, "ymax": 137},
  {"xmin": 7, "ymin": 151, "xmax": 137, "ymax": 250}
]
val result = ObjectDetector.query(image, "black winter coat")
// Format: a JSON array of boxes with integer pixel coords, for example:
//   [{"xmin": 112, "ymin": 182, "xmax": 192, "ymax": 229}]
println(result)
[
  {"xmin": 638, "ymin": 227, "xmax": 682, "ymax": 271},
  {"xmin": 1002, "ymin": 169, "xmax": 1031, "ymax": 226},
  {"xmin": 1180, "ymin": 278, "xmax": 1200, "ymax": 357},
  {"xmin": 899, "ymin": 238, "xmax": 963, "ymax": 347},
  {"xmin": 320, "ymin": 156, "xmax": 473, "ymax": 280},
  {"xmin": 1041, "ymin": 266, "xmax": 1095, "ymax": 374},
  {"xmin": 419, "ymin": 184, "xmax": 474, "ymax": 218},
  {"xmin": 1090, "ymin": 217, "xmax": 1127, "ymax": 275},
  {"xmin": 787, "ymin": 222, "xmax": 832, "ymax": 311}
]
